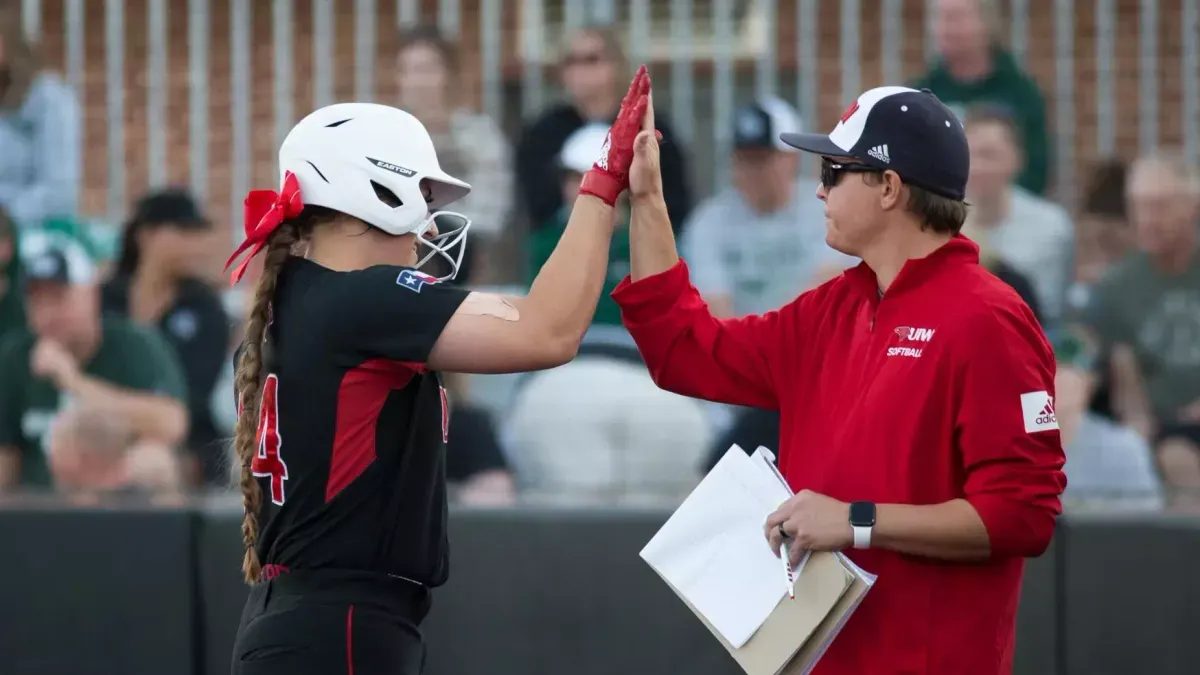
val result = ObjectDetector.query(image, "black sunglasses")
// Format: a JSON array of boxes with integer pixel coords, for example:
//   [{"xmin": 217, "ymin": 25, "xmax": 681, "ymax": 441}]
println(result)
[
  {"xmin": 820, "ymin": 157, "xmax": 883, "ymax": 188},
  {"xmin": 562, "ymin": 51, "xmax": 606, "ymax": 67}
]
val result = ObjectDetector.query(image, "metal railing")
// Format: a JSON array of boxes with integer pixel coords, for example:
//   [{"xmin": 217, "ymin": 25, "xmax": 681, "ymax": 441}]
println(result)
[{"xmin": 18, "ymin": 0, "xmax": 1200, "ymax": 233}]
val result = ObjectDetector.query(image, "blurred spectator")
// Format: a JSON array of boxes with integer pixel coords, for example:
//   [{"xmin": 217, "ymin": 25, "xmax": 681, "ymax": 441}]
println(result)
[
  {"xmin": 103, "ymin": 189, "xmax": 231, "ymax": 488},
  {"xmin": 46, "ymin": 405, "xmax": 182, "ymax": 501},
  {"xmin": 0, "ymin": 206, "xmax": 25, "ymax": 339},
  {"xmin": 397, "ymin": 24, "xmax": 513, "ymax": 283},
  {"xmin": 515, "ymin": 26, "xmax": 692, "ymax": 236},
  {"xmin": 1078, "ymin": 151, "xmax": 1200, "ymax": 508},
  {"xmin": 680, "ymin": 98, "xmax": 855, "ymax": 318},
  {"xmin": 507, "ymin": 330, "xmax": 712, "ymax": 503},
  {"xmin": 0, "ymin": 229, "xmax": 187, "ymax": 489},
  {"xmin": 961, "ymin": 105, "xmax": 1072, "ymax": 325},
  {"xmin": 1069, "ymin": 161, "xmax": 1132, "ymax": 422},
  {"xmin": 442, "ymin": 373, "xmax": 516, "ymax": 507},
  {"xmin": 1052, "ymin": 327, "xmax": 1164, "ymax": 511},
  {"xmin": 1068, "ymin": 160, "xmax": 1133, "ymax": 315},
  {"xmin": 528, "ymin": 122, "xmax": 629, "ymax": 327},
  {"xmin": 703, "ymin": 406, "xmax": 780, "ymax": 473},
  {"xmin": 0, "ymin": 3, "xmax": 81, "ymax": 227},
  {"xmin": 983, "ymin": 255, "xmax": 1043, "ymax": 325},
  {"xmin": 913, "ymin": 0, "xmax": 1049, "ymax": 194}
]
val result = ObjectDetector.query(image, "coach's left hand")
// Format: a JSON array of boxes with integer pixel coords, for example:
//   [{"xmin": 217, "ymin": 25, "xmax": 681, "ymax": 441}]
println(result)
[{"xmin": 764, "ymin": 490, "xmax": 853, "ymax": 565}]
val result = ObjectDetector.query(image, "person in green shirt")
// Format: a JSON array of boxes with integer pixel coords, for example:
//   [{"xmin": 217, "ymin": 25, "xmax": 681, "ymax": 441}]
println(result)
[
  {"xmin": 0, "ymin": 229, "xmax": 189, "ymax": 489},
  {"xmin": 0, "ymin": 207, "xmax": 26, "ymax": 340},
  {"xmin": 912, "ymin": 0, "xmax": 1050, "ymax": 195},
  {"xmin": 1078, "ymin": 153, "xmax": 1200, "ymax": 509},
  {"xmin": 527, "ymin": 122, "xmax": 630, "ymax": 327}
]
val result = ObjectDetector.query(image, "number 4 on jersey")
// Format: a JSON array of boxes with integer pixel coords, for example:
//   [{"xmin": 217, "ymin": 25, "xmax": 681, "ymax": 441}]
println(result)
[{"xmin": 250, "ymin": 374, "xmax": 289, "ymax": 505}]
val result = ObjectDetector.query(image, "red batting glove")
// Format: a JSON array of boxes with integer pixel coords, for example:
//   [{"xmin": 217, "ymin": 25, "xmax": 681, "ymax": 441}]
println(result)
[{"xmin": 579, "ymin": 64, "xmax": 651, "ymax": 207}]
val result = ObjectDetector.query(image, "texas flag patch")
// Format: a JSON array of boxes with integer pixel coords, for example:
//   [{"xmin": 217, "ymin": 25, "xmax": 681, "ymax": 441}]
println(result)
[{"xmin": 396, "ymin": 269, "xmax": 439, "ymax": 293}]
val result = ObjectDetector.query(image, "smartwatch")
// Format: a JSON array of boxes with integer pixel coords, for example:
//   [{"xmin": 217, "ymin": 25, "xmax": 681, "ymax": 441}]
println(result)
[{"xmin": 849, "ymin": 501, "xmax": 876, "ymax": 549}]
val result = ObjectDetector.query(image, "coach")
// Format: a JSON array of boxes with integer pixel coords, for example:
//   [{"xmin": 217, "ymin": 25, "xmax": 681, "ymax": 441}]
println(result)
[{"xmin": 613, "ymin": 86, "xmax": 1066, "ymax": 675}]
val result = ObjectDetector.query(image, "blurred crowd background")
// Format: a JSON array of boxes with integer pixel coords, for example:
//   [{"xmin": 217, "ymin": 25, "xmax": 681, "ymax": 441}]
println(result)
[{"xmin": 0, "ymin": 0, "xmax": 1197, "ymax": 516}]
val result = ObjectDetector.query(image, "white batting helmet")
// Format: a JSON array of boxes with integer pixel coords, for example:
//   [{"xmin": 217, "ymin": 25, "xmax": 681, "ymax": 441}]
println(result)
[{"xmin": 278, "ymin": 102, "xmax": 473, "ymax": 279}]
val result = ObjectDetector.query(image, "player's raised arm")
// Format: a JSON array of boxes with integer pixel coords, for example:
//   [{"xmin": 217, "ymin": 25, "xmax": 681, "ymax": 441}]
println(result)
[{"xmin": 425, "ymin": 67, "xmax": 652, "ymax": 374}]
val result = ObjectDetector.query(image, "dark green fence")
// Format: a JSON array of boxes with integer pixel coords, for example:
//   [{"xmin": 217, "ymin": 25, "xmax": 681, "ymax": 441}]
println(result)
[{"xmin": 0, "ymin": 500, "xmax": 1196, "ymax": 675}]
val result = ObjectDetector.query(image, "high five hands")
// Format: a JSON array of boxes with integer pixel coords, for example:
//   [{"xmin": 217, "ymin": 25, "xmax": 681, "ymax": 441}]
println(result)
[
  {"xmin": 628, "ymin": 73, "xmax": 663, "ymax": 201},
  {"xmin": 578, "ymin": 64, "xmax": 663, "ymax": 207}
]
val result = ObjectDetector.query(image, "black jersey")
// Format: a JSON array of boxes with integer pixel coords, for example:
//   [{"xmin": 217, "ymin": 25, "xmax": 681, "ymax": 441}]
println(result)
[{"xmin": 240, "ymin": 257, "xmax": 469, "ymax": 587}]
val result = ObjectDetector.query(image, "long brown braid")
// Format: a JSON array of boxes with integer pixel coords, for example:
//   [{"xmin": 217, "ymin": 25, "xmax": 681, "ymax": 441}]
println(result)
[{"xmin": 233, "ymin": 210, "xmax": 323, "ymax": 584}]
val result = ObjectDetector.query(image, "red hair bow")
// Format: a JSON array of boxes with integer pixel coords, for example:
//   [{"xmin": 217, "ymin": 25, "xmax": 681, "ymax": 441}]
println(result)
[{"xmin": 224, "ymin": 171, "xmax": 304, "ymax": 285}]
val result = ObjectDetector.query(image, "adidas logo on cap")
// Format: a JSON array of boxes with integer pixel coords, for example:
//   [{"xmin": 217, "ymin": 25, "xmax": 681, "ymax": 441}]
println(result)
[{"xmin": 867, "ymin": 144, "xmax": 890, "ymax": 163}]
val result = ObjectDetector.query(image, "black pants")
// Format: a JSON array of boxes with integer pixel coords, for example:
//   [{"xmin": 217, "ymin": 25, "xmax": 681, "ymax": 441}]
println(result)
[{"xmin": 231, "ymin": 569, "xmax": 432, "ymax": 675}]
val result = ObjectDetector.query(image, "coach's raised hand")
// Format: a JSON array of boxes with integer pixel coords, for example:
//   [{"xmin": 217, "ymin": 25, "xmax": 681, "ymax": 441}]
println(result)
[
  {"xmin": 578, "ymin": 64, "xmax": 650, "ymax": 206},
  {"xmin": 625, "ymin": 77, "xmax": 679, "ymax": 281},
  {"xmin": 629, "ymin": 87, "xmax": 664, "ymax": 200}
]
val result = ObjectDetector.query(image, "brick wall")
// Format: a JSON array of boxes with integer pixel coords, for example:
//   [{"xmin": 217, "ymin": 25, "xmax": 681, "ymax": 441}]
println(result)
[{"xmin": 28, "ymin": 0, "xmax": 1194, "ymax": 244}]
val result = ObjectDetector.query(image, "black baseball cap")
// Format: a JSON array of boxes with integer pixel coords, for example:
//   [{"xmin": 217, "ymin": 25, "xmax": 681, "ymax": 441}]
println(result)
[
  {"xmin": 733, "ymin": 97, "xmax": 803, "ymax": 151},
  {"xmin": 127, "ymin": 188, "xmax": 210, "ymax": 230},
  {"xmin": 780, "ymin": 86, "xmax": 969, "ymax": 201}
]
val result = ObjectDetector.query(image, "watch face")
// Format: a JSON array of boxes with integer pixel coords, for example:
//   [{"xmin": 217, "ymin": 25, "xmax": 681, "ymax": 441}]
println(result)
[{"xmin": 850, "ymin": 501, "xmax": 876, "ymax": 527}]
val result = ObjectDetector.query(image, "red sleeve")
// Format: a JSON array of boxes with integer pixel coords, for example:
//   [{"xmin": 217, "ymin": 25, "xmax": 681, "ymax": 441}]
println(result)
[
  {"xmin": 611, "ymin": 261, "xmax": 787, "ymax": 410},
  {"xmin": 956, "ymin": 301, "xmax": 1066, "ymax": 558}
]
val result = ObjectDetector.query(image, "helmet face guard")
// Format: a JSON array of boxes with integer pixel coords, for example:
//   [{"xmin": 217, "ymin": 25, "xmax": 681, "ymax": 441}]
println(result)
[{"xmin": 413, "ymin": 211, "xmax": 471, "ymax": 281}]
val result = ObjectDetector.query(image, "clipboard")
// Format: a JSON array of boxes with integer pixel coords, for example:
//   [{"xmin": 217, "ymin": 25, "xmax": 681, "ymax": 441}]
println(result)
[
  {"xmin": 645, "ymin": 445, "xmax": 877, "ymax": 675},
  {"xmin": 785, "ymin": 552, "xmax": 875, "ymax": 674},
  {"xmin": 653, "ymin": 550, "xmax": 872, "ymax": 675}
]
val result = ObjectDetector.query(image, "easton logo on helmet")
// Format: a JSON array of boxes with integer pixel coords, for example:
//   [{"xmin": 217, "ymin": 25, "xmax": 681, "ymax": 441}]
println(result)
[{"xmin": 367, "ymin": 157, "xmax": 417, "ymax": 177}]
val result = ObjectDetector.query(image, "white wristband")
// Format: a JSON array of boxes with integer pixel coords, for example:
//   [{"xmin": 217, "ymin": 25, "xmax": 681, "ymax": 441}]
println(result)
[{"xmin": 852, "ymin": 525, "xmax": 872, "ymax": 549}]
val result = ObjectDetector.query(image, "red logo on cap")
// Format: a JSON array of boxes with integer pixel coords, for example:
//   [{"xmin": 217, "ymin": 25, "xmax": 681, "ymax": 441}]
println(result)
[{"xmin": 839, "ymin": 101, "xmax": 860, "ymax": 124}]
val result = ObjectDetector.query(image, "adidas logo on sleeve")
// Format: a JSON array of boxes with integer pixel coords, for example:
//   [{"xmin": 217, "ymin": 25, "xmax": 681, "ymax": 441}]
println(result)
[{"xmin": 1019, "ymin": 391, "xmax": 1058, "ymax": 433}]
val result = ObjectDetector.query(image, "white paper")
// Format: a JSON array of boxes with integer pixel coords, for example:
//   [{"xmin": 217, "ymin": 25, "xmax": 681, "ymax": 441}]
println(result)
[
  {"xmin": 749, "ymin": 447, "xmax": 812, "ymax": 577},
  {"xmin": 640, "ymin": 445, "xmax": 795, "ymax": 648},
  {"xmin": 750, "ymin": 447, "xmax": 791, "ymax": 498}
]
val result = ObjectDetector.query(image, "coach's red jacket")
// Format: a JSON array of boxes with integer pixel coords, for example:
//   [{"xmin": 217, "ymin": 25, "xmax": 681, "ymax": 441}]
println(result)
[{"xmin": 612, "ymin": 236, "xmax": 1066, "ymax": 675}]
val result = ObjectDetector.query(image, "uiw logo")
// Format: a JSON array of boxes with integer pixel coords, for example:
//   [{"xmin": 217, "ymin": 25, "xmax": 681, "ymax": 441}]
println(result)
[{"xmin": 893, "ymin": 326, "xmax": 936, "ymax": 343}]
